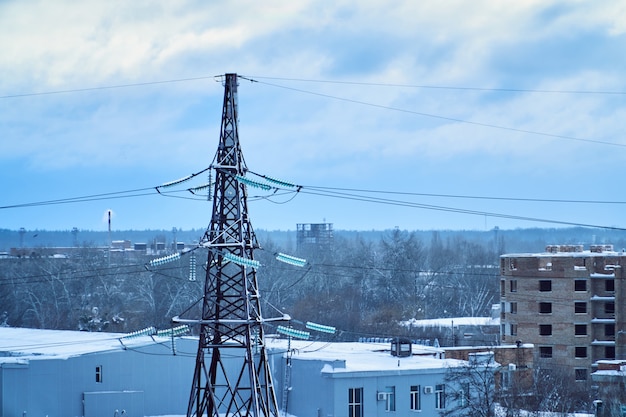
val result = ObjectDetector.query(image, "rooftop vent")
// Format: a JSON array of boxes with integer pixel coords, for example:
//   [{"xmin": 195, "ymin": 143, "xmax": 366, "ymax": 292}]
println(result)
[
  {"xmin": 390, "ymin": 337, "xmax": 412, "ymax": 357},
  {"xmin": 590, "ymin": 244, "xmax": 614, "ymax": 253},
  {"xmin": 545, "ymin": 245, "xmax": 583, "ymax": 253}
]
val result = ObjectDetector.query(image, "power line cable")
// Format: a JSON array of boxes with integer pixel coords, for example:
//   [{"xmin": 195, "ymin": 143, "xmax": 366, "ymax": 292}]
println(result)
[
  {"xmin": 303, "ymin": 185, "xmax": 626, "ymax": 205},
  {"xmin": 295, "ymin": 187, "xmax": 626, "ymax": 231},
  {"xmin": 4, "ymin": 74, "xmax": 625, "ymax": 100},
  {"xmin": 243, "ymin": 75, "xmax": 626, "ymax": 96},
  {"xmin": 0, "ymin": 75, "xmax": 220, "ymax": 99},
  {"xmin": 244, "ymin": 77, "xmax": 626, "ymax": 149}
]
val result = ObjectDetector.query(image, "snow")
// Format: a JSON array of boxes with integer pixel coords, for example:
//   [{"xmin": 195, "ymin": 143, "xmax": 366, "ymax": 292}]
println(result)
[
  {"xmin": 265, "ymin": 337, "xmax": 466, "ymax": 373},
  {"xmin": 0, "ymin": 326, "xmax": 168, "ymax": 362},
  {"xmin": 403, "ymin": 316, "xmax": 499, "ymax": 328},
  {"xmin": 495, "ymin": 404, "xmax": 593, "ymax": 417},
  {"xmin": 0, "ymin": 327, "xmax": 465, "ymax": 372}
]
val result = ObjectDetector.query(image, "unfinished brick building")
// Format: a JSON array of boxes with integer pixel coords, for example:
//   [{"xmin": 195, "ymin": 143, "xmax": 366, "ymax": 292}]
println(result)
[{"xmin": 499, "ymin": 244, "xmax": 626, "ymax": 384}]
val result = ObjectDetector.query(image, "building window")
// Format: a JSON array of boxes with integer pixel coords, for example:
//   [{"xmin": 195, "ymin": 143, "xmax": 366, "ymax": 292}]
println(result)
[
  {"xmin": 575, "ymin": 347, "xmax": 587, "ymax": 358},
  {"xmin": 606, "ymin": 279, "xmax": 615, "ymax": 292},
  {"xmin": 385, "ymin": 386, "xmax": 396, "ymax": 412},
  {"xmin": 606, "ymin": 323, "xmax": 615, "ymax": 337},
  {"xmin": 510, "ymin": 280, "xmax": 517, "ymax": 293},
  {"xmin": 574, "ymin": 279, "xmax": 587, "ymax": 292},
  {"xmin": 539, "ymin": 302, "xmax": 552, "ymax": 314},
  {"xmin": 574, "ymin": 302, "xmax": 587, "ymax": 314},
  {"xmin": 500, "ymin": 280, "xmax": 505, "ymax": 297},
  {"xmin": 95, "ymin": 365, "xmax": 103, "ymax": 383},
  {"xmin": 501, "ymin": 371, "xmax": 512, "ymax": 390},
  {"xmin": 539, "ymin": 280, "xmax": 552, "ymax": 292},
  {"xmin": 348, "ymin": 388, "xmax": 363, "ymax": 417},
  {"xmin": 435, "ymin": 384, "xmax": 446, "ymax": 409},
  {"xmin": 539, "ymin": 346, "xmax": 553, "ymax": 358},
  {"xmin": 410, "ymin": 385, "xmax": 421, "ymax": 411},
  {"xmin": 459, "ymin": 383, "xmax": 470, "ymax": 407},
  {"xmin": 575, "ymin": 368, "xmax": 587, "ymax": 381},
  {"xmin": 510, "ymin": 324, "xmax": 518, "ymax": 336},
  {"xmin": 605, "ymin": 302, "xmax": 615, "ymax": 316},
  {"xmin": 605, "ymin": 346, "xmax": 616, "ymax": 360},
  {"xmin": 575, "ymin": 324, "xmax": 587, "ymax": 336},
  {"xmin": 539, "ymin": 324, "xmax": 552, "ymax": 336},
  {"xmin": 509, "ymin": 259, "xmax": 517, "ymax": 270}
]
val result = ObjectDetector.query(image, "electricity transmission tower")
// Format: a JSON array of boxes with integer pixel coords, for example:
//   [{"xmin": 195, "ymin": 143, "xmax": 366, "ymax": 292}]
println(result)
[{"xmin": 180, "ymin": 73, "xmax": 281, "ymax": 417}]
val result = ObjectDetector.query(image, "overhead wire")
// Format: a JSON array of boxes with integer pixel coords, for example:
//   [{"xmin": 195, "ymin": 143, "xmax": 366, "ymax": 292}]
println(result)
[
  {"xmin": 293, "ymin": 187, "xmax": 626, "ymax": 231},
  {"xmin": 0, "ymin": 75, "xmax": 220, "ymax": 99},
  {"xmin": 3, "ymin": 172, "xmax": 626, "ymax": 230},
  {"xmin": 243, "ymin": 75, "xmax": 626, "ymax": 96},
  {"xmin": 3, "ymin": 71, "xmax": 626, "ymax": 230},
  {"xmin": 4, "ymin": 73, "xmax": 626, "ymax": 100},
  {"xmin": 243, "ymin": 76, "xmax": 626, "ymax": 149}
]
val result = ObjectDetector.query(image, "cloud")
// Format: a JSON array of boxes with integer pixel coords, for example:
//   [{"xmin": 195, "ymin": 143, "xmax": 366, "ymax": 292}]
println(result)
[{"xmin": 2, "ymin": 1, "xmax": 626, "ymax": 231}]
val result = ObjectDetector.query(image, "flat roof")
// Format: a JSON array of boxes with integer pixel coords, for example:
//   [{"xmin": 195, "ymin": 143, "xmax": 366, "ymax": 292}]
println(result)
[
  {"xmin": 266, "ymin": 338, "xmax": 467, "ymax": 373},
  {"xmin": 0, "ymin": 327, "xmax": 164, "ymax": 362},
  {"xmin": 0, "ymin": 327, "xmax": 468, "ymax": 373}
]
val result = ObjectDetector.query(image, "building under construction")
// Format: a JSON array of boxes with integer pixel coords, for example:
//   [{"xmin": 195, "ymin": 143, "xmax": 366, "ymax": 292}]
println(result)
[{"xmin": 296, "ymin": 223, "xmax": 334, "ymax": 252}]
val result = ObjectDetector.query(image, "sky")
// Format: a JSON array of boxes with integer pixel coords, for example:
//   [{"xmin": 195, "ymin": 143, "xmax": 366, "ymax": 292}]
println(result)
[{"xmin": 2, "ymin": 1, "xmax": 626, "ymax": 234}]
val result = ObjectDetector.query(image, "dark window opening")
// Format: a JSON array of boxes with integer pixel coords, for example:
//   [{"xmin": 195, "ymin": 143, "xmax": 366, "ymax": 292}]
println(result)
[
  {"xmin": 539, "ymin": 324, "xmax": 552, "ymax": 336},
  {"xmin": 539, "ymin": 280, "xmax": 552, "ymax": 292},
  {"xmin": 606, "ymin": 279, "xmax": 615, "ymax": 292},
  {"xmin": 539, "ymin": 346, "xmax": 553, "ymax": 358},
  {"xmin": 539, "ymin": 302, "xmax": 552, "ymax": 314},
  {"xmin": 605, "ymin": 346, "xmax": 616, "ymax": 360},
  {"xmin": 575, "ymin": 369, "xmax": 587, "ymax": 381},
  {"xmin": 574, "ymin": 302, "xmax": 587, "ymax": 314},
  {"xmin": 574, "ymin": 280, "xmax": 587, "ymax": 292}
]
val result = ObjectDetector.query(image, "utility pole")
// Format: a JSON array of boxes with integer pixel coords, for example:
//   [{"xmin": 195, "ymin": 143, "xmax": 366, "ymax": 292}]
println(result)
[{"xmin": 178, "ymin": 73, "xmax": 280, "ymax": 417}]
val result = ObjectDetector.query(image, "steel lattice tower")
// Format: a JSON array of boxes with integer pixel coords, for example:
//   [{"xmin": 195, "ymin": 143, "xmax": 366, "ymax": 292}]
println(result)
[{"xmin": 182, "ymin": 73, "xmax": 280, "ymax": 417}]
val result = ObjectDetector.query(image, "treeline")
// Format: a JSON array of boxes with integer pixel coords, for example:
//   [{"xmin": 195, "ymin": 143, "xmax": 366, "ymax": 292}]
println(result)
[
  {"xmin": 1, "ymin": 227, "xmax": 623, "ymax": 339},
  {"xmin": 259, "ymin": 229, "xmax": 501, "ymax": 339}
]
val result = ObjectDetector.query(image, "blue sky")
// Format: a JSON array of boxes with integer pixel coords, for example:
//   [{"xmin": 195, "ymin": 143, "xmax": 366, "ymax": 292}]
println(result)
[{"xmin": 2, "ymin": 1, "xmax": 626, "ymax": 232}]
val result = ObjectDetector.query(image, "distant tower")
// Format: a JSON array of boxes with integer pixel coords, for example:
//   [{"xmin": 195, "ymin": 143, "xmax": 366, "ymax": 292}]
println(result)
[
  {"xmin": 72, "ymin": 227, "xmax": 79, "ymax": 247},
  {"xmin": 296, "ymin": 222, "xmax": 334, "ymax": 252},
  {"xmin": 178, "ymin": 74, "xmax": 280, "ymax": 417},
  {"xmin": 19, "ymin": 227, "xmax": 25, "ymax": 248}
]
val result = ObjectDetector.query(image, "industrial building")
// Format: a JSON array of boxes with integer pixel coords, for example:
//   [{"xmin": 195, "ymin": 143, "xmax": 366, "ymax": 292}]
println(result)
[
  {"xmin": 0, "ymin": 326, "xmax": 489, "ymax": 417},
  {"xmin": 0, "ymin": 326, "xmax": 196, "ymax": 417}
]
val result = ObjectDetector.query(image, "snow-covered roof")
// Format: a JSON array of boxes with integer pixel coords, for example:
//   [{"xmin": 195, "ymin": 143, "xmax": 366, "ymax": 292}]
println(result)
[
  {"xmin": 266, "ymin": 338, "xmax": 466, "ymax": 373},
  {"xmin": 501, "ymin": 249, "xmax": 624, "ymax": 258},
  {"xmin": 0, "ymin": 326, "xmax": 163, "ymax": 362},
  {"xmin": 402, "ymin": 316, "xmax": 499, "ymax": 328},
  {"xmin": 0, "ymin": 327, "xmax": 465, "ymax": 373}
]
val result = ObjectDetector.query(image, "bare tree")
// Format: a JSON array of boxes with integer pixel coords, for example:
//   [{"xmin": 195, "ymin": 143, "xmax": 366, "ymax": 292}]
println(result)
[{"xmin": 441, "ymin": 352, "xmax": 498, "ymax": 417}]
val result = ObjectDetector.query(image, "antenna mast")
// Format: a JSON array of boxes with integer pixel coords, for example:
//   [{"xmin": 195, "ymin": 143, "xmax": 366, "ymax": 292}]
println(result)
[{"xmin": 181, "ymin": 73, "xmax": 280, "ymax": 417}]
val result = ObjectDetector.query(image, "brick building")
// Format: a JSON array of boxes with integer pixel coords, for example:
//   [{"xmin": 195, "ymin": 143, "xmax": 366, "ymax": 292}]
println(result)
[{"xmin": 499, "ymin": 244, "xmax": 626, "ymax": 384}]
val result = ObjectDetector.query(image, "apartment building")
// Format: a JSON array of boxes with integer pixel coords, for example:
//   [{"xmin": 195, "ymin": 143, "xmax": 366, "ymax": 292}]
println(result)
[{"xmin": 499, "ymin": 244, "xmax": 626, "ymax": 383}]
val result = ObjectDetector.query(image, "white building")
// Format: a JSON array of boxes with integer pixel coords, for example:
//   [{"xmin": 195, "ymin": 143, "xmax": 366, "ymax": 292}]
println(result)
[
  {"xmin": 0, "ymin": 326, "xmax": 196, "ymax": 417},
  {"xmin": 1, "ymin": 327, "xmax": 476, "ymax": 417},
  {"xmin": 268, "ymin": 338, "xmax": 470, "ymax": 417}
]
